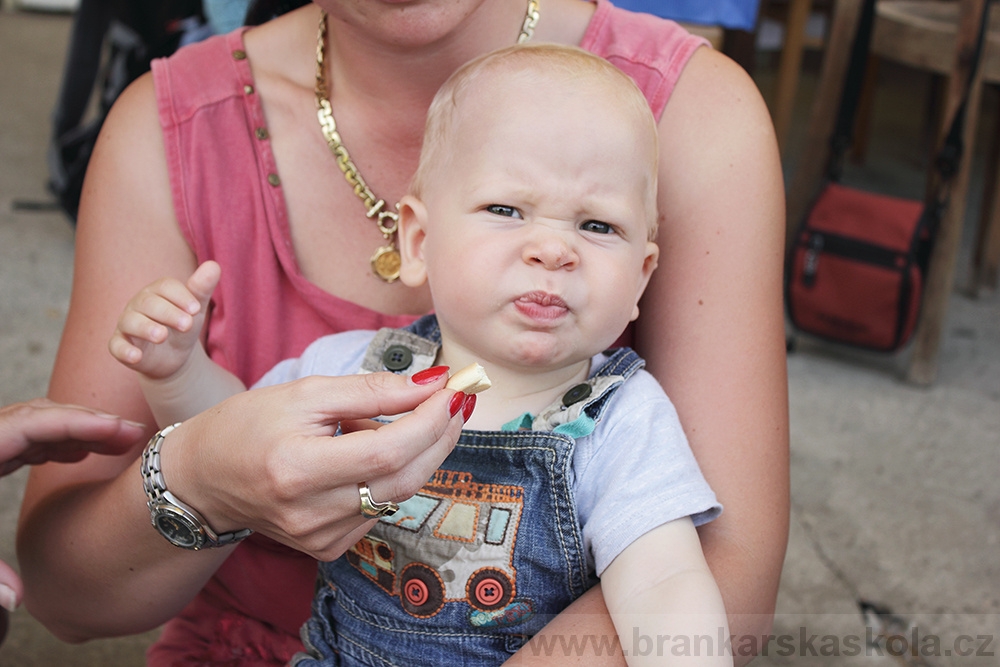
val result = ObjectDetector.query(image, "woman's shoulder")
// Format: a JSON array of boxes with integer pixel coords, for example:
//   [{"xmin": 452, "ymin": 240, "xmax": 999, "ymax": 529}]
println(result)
[
  {"xmin": 583, "ymin": 0, "xmax": 707, "ymax": 55},
  {"xmin": 659, "ymin": 44, "xmax": 776, "ymax": 161},
  {"xmin": 581, "ymin": 0, "xmax": 709, "ymax": 119}
]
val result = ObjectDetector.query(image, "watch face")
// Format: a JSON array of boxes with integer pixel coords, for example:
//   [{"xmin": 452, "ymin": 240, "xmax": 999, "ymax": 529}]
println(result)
[{"xmin": 154, "ymin": 509, "xmax": 202, "ymax": 549}]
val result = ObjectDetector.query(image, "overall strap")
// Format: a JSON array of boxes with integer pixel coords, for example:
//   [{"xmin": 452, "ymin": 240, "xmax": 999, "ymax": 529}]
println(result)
[
  {"xmin": 358, "ymin": 315, "xmax": 442, "ymax": 376},
  {"xmin": 514, "ymin": 347, "xmax": 645, "ymax": 436},
  {"xmin": 357, "ymin": 318, "xmax": 647, "ymax": 437}
]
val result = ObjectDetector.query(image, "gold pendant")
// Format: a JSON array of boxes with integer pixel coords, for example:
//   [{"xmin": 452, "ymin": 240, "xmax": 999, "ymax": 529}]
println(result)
[{"xmin": 371, "ymin": 245, "xmax": 401, "ymax": 283}]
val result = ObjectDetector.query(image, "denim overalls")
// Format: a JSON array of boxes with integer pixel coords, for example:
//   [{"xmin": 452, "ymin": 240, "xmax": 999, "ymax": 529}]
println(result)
[{"xmin": 292, "ymin": 316, "xmax": 643, "ymax": 667}]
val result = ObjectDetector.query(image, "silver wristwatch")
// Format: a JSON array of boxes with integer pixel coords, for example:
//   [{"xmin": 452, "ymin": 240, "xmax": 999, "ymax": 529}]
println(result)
[{"xmin": 141, "ymin": 423, "xmax": 252, "ymax": 550}]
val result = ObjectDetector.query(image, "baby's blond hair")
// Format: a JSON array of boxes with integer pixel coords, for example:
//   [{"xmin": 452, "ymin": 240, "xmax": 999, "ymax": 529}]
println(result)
[{"xmin": 410, "ymin": 43, "xmax": 660, "ymax": 239}]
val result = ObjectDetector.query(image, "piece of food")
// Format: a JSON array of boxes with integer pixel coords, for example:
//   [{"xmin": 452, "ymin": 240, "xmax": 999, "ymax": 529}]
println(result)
[{"xmin": 446, "ymin": 363, "xmax": 492, "ymax": 394}]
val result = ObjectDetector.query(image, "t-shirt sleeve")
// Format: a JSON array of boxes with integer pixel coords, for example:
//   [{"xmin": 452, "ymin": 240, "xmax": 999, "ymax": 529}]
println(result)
[
  {"xmin": 573, "ymin": 370, "xmax": 721, "ymax": 576},
  {"xmin": 250, "ymin": 329, "xmax": 376, "ymax": 389}
]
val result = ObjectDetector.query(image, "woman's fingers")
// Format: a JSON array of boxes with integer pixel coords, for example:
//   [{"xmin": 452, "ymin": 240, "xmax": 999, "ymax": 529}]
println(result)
[
  {"xmin": 296, "ymin": 382, "xmax": 469, "ymax": 560},
  {"xmin": 360, "ymin": 391, "xmax": 471, "ymax": 502},
  {"xmin": 288, "ymin": 372, "xmax": 466, "ymax": 487},
  {"xmin": 286, "ymin": 370, "xmax": 451, "ymax": 426}
]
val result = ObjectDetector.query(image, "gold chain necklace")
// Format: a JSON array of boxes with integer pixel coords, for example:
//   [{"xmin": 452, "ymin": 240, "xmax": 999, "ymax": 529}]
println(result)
[{"xmin": 315, "ymin": 1, "xmax": 540, "ymax": 282}]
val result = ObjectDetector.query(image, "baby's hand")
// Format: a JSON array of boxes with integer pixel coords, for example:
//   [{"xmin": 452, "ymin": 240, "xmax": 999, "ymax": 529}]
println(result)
[{"xmin": 109, "ymin": 261, "xmax": 221, "ymax": 380}]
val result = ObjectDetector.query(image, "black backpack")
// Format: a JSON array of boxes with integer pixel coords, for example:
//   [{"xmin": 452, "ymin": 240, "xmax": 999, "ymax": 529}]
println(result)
[{"xmin": 47, "ymin": 0, "xmax": 206, "ymax": 223}]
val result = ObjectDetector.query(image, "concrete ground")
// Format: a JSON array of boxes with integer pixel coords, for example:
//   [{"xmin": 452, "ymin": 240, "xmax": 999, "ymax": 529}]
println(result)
[{"xmin": 0, "ymin": 6, "xmax": 997, "ymax": 666}]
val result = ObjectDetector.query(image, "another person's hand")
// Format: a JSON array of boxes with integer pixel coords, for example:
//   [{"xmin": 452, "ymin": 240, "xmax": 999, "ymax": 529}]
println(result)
[
  {"xmin": 0, "ymin": 399, "xmax": 143, "ymax": 619},
  {"xmin": 108, "ymin": 260, "xmax": 220, "ymax": 380},
  {"xmin": 0, "ymin": 399, "xmax": 144, "ymax": 478}
]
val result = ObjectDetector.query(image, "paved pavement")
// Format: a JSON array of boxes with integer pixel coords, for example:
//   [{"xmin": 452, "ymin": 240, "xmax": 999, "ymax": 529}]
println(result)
[{"xmin": 0, "ymin": 6, "xmax": 997, "ymax": 666}]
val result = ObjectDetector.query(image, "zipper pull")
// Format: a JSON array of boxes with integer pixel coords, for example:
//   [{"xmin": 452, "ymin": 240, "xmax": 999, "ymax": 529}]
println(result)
[{"xmin": 802, "ymin": 234, "xmax": 823, "ymax": 287}]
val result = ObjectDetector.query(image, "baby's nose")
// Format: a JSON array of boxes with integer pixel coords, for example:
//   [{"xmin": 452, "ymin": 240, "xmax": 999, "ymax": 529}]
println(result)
[{"xmin": 522, "ymin": 228, "xmax": 579, "ymax": 270}]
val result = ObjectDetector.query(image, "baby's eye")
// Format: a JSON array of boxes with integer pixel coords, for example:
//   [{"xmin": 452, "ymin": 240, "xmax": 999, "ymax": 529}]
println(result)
[
  {"xmin": 486, "ymin": 204, "xmax": 522, "ymax": 219},
  {"xmin": 580, "ymin": 220, "xmax": 614, "ymax": 234}
]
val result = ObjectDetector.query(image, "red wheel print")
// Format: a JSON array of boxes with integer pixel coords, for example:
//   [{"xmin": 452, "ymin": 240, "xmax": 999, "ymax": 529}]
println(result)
[
  {"xmin": 474, "ymin": 578, "xmax": 504, "ymax": 606},
  {"xmin": 466, "ymin": 568, "xmax": 513, "ymax": 611},
  {"xmin": 404, "ymin": 578, "xmax": 429, "ymax": 606},
  {"xmin": 399, "ymin": 563, "xmax": 444, "ymax": 617}
]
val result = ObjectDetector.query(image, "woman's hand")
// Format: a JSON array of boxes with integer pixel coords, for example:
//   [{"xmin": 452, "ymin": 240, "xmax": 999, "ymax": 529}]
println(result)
[{"xmin": 151, "ymin": 367, "xmax": 472, "ymax": 561}]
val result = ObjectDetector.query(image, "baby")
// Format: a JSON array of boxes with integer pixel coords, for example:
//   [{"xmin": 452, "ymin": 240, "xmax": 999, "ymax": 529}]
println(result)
[{"xmin": 111, "ymin": 43, "xmax": 731, "ymax": 666}]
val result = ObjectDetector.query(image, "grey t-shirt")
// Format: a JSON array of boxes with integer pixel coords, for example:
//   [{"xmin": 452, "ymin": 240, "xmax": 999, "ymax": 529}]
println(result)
[{"xmin": 254, "ymin": 328, "xmax": 721, "ymax": 576}]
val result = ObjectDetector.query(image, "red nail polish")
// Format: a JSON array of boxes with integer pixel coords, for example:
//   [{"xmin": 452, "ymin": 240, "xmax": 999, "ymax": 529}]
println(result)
[
  {"xmin": 461, "ymin": 394, "xmax": 477, "ymax": 422},
  {"xmin": 412, "ymin": 366, "xmax": 450, "ymax": 385},
  {"xmin": 448, "ymin": 392, "xmax": 465, "ymax": 417}
]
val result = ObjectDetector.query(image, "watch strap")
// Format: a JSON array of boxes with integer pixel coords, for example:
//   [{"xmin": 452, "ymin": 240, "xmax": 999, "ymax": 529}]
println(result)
[{"xmin": 141, "ymin": 423, "xmax": 253, "ymax": 549}]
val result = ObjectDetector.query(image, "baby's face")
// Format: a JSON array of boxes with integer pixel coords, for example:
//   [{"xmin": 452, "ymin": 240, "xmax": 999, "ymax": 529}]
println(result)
[{"xmin": 399, "ymin": 74, "xmax": 659, "ymax": 373}]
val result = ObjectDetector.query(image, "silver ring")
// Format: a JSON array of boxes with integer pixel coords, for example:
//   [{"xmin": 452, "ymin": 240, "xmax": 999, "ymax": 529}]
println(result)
[{"xmin": 358, "ymin": 483, "xmax": 399, "ymax": 519}]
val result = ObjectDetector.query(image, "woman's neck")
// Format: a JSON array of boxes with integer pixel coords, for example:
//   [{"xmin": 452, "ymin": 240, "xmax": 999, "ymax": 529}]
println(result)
[
  {"xmin": 319, "ymin": 0, "xmax": 595, "ymax": 107},
  {"xmin": 323, "ymin": 1, "xmax": 522, "ymax": 103}
]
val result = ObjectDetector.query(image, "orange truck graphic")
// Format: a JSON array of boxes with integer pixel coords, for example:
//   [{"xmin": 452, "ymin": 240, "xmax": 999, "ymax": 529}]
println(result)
[{"xmin": 347, "ymin": 470, "xmax": 524, "ymax": 619}]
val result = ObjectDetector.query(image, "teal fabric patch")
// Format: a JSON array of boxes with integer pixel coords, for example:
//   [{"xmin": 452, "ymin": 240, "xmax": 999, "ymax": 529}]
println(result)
[
  {"xmin": 554, "ymin": 414, "xmax": 596, "ymax": 438},
  {"xmin": 501, "ymin": 414, "xmax": 534, "ymax": 432},
  {"xmin": 500, "ymin": 412, "xmax": 596, "ymax": 438}
]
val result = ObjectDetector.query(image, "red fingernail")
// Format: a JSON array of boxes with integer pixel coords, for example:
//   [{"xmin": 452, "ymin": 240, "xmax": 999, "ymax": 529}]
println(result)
[
  {"xmin": 412, "ymin": 366, "xmax": 450, "ymax": 385},
  {"xmin": 448, "ymin": 392, "xmax": 465, "ymax": 417},
  {"xmin": 461, "ymin": 394, "xmax": 477, "ymax": 423}
]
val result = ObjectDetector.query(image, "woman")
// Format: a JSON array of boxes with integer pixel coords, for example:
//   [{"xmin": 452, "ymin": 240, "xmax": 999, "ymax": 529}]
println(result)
[{"xmin": 18, "ymin": 0, "xmax": 789, "ymax": 664}]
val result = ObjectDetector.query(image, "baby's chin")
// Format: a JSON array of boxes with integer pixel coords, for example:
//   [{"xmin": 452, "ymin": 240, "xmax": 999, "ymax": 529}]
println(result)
[{"xmin": 502, "ymin": 336, "xmax": 598, "ymax": 372}]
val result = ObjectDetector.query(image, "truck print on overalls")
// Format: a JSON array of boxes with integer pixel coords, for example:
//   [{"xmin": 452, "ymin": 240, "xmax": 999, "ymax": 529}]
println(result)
[{"xmin": 347, "ymin": 469, "xmax": 529, "ymax": 627}]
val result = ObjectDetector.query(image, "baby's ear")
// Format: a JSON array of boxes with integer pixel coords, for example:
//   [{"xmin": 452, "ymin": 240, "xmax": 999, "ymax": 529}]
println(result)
[
  {"xmin": 397, "ymin": 195, "xmax": 429, "ymax": 287},
  {"xmin": 630, "ymin": 241, "xmax": 660, "ymax": 322}
]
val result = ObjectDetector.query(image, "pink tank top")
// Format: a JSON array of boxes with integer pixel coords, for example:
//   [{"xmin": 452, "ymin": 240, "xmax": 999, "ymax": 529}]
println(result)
[{"xmin": 149, "ymin": 2, "xmax": 706, "ymax": 663}]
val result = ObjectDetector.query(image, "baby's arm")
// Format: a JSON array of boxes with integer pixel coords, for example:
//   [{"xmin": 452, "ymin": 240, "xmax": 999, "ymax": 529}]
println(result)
[
  {"xmin": 108, "ymin": 260, "xmax": 246, "ymax": 426},
  {"xmin": 601, "ymin": 517, "xmax": 733, "ymax": 666}
]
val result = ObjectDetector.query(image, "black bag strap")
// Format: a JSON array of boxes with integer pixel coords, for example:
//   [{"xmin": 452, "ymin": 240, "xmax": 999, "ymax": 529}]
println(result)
[
  {"xmin": 825, "ymin": 0, "xmax": 877, "ymax": 180},
  {"xmin": 48, "ymin": 0, "xmax": 114, "ymax": 146},
  {"xmin": 932, "ymin": 2, "xmax": 993, "ymax": 183},
  {"xmin": 826, "ymin": 0, "xmax": 993, "ymax": 193}
]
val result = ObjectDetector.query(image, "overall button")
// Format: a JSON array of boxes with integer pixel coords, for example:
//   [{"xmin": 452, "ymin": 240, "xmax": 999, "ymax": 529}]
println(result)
[
  {"xmin": 255, "ymin": 127, "xmax": 269, "ymax": 140},
  {"xmin": 232, "ymin": 49, "xmax": 247, "ymax": 60},
  {"xmin": 267, "ymin": 173, "xmax": 281, "ymax": 187},
  {"xmin": 243, "ymin": 84, "xmax": 254, "ymax": 95},
  {"xmin": 562, "ymin": 383, "xmax": 592, "ymax": 407},
  {"xmin": 382, "ymin": 345, "xmax": 413, "ymax": 371}
]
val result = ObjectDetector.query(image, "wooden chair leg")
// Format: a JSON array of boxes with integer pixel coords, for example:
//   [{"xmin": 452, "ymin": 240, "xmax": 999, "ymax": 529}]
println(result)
[
  {"xmin": 968, "ymin": 100, "xmax": 1000, "ymax": 296},
  {"xmin": 785, "ymin": 0, "xmax": 866, "ymax": 251},
  {"xmin": 773, "ymin": 0, "xmax": 815, "ymax": 152},
  {"xmin": 906, "ymin": 0, "xmax": 987, "ymax": 386}
]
